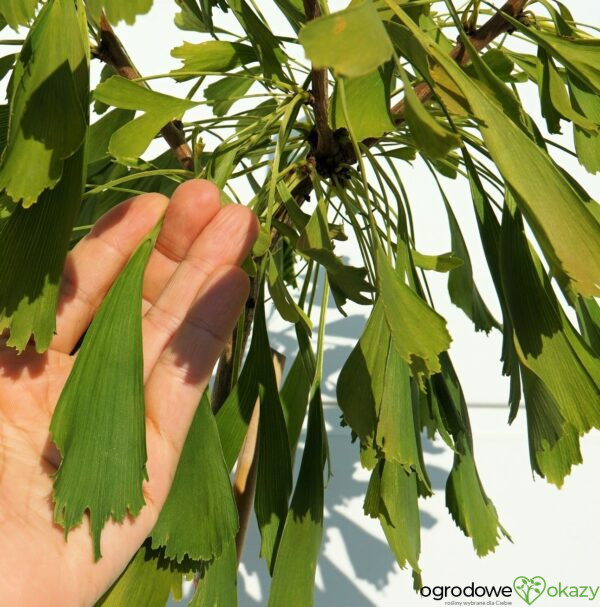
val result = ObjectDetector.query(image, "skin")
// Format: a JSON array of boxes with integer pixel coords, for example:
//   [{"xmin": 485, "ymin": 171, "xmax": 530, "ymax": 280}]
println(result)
[{"xmin": 0, "ymin": 180, "xmax": 259, "ymax": 606}]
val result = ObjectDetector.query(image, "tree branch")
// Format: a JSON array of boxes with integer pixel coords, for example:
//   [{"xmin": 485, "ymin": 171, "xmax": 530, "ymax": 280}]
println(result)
[
  {"xmin": 304, "ymin": 0, "xmax": 335, "ymax": 160},
  {"xmin": 95, "ymin": 14, "xmax": 194, "ymax": 171}
]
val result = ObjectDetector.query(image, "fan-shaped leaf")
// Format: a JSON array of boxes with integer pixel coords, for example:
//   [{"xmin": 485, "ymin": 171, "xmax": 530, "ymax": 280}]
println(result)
[
  {"xmin": 94, "ymin": 76, "xmax": 197, "ymax": 164},
  {"xmin": 299, "ymin": 0, "xmax": 393, "ymax": 77},
  {"xmin": 51, "ymin": 226, "xmax": 159, "ymax": 559}
]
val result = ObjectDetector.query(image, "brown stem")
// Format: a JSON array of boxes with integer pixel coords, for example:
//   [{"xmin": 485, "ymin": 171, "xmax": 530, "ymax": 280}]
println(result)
[
  {"xmin": 303, "ymin": 0, "xmax": 334, "ymax": 158},
  {"xmin": 233, "ymin": 350, "xmax": 286, "ymax": 564},
  {"xmin": 96, "ymin": 14, "xmax": 194, "ymax": 171}
]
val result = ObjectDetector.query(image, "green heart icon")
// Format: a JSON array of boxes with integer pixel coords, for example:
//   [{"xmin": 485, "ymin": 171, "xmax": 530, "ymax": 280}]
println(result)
[{"xmin": 513, "ymin": 576, "xmax": 547, "ymax": 605}]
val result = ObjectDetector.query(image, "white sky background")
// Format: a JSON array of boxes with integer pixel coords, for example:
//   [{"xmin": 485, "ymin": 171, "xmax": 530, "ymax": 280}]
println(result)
[{"xmin": 106, "ymin": 0, "xmax": 599, "ymax": 405}]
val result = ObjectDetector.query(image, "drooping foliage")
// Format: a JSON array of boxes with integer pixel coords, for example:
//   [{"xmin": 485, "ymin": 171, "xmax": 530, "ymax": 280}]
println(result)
[{"xmin": 0, "ymin": 0, "xmax": 598, "ymax": 604}]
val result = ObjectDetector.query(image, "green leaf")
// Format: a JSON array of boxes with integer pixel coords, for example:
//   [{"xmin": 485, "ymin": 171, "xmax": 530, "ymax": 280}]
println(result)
[
  {"xmin": 365, "ymin": 461, "xmax": 421, "ymax": 575},
  {"xmin": 400, "ymin": 67, "xmax": 460, "ymax": 159},
  {"xmin": 150, "ymin": 392, "xmax": 239, "ymax": 563},
  {"xmin": 0, "ymin": 0, "xmax": 87, "ymax": 206},
  {"xmin": 189, "ymin": 541, "xmax": 238, "ymax": 607},
  {"xmin": 94, "ymin": 76, "xmax": 197, "ymax": 164},
  {"xmin": 205, "ymin": 70, "xmax": 257, "ymax": 117},
  {"xmin": 412, "ymin": 250, "xmax": 463, "ymax": 272},
  {"xmin": 337, "ymin": 302, "xmax": 431, "ymax": 486},
  {"xmin": 252, "ymin": 295, "xmax": 293, "ymax": 571},
  {"xmin": 86, "ymin": 0, "xmax": 153, "ymax": 25},
  {"xmin": 51, "ymin": 226, "xmax": 159, "ymax": 560},
  {"xmin": 538, "ymin": 49, "xmax": 598, "ymax": 134},
  {"xmin": 96, "ymin": 541, "xmax": 182, "ymax": 607},
  {"xmin": 0, "ymin": 146, "xmax": 85, "ymax": 352},
  {"xmin": 568, "ymin": 73, "xmax": 600, "ymax": 174},
  {"xmin": 224, "ymin": 0, "xmax": 284, "ymax": 80},
  {"xmin": 272, "ymin": 0, "xmax": 304, "ymax": 33},
  {"xmin": 331, "ymin": 64, "xmax": 395, "ymax": 141},
  {"xmin": 298, "ymin": 199, "xmax": 374, "ymax": 308},
  {"xmin": 376, "ymin": 246, "xmax": 451, "ymax": 381},
  {"xmin": 0, "ymin": 0, "xmax": 39, "ymax": 28},
  {"xmin": 299, "ymin": 0, "xmax": 393, "ymax": 77},
  {"xmin": 280, "ymin": 326, "xmax": 315, "ymax": 459},
  {"xmin": 499, "ymin": 204, "xmax": 600, "ymax": 441},
  {"xmin": 433, "ymin": 354, "xmax": 509, "ymax": 556},
  {"xmin": 506, "ymin": 15, "xmax": 600, "ymax": 96},
  {"xmin": 521, "ymin": 366, "xmax": 582, "ymax": 488},
  {"xmin": 267, "ymin": 390, "xmax": 326, "ymax": 607},
  {"xmin": 87, "ymin": 108, "xmax": 136, "ymax": 177},
  {"xmin": 441, "ymin": 194, "xmax": 500, "ymax": 333},
  {"xmin": 171, "ymin": 40, "xmax": 257, "ymax": 73},
  {"xmin": 391, "ymin": 5, "xmax": 600, "ymax": 297},
  {"xmin": 267, "ymin": 255, "xmax": 312, "ymax": 330},
  {"xmin": 461, "ymin": 148, "xmax": 521, "ymax": 419}
]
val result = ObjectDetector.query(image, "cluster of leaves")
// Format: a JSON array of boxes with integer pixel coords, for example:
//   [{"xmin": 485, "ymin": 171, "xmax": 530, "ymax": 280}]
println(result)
[{"xmin": 0, "ymin": 0, "xmax": 598, "ymax": 605}]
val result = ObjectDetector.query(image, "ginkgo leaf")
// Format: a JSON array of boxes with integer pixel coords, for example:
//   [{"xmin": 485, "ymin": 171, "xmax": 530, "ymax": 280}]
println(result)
[
  {"xmin": 0, "ymin": 146, "xmax": 85, "ymax": 352},
  {"xmin": 267, "ymin": 390, "xmax": 326, "ymax": 607},
  {"xmin": 205, "ymin": 71, "xmax": 257, "ymax": 117},
  {"xmin": 520, "ymin": 366, "xmax": 582, "ymax": 488},
  {"xmin": 538, "ymin": 49, "xmax": 598, "ymax": 134},
  {"xmin": 400, "ymin": 67, "xmax": 460, "ymax": 159},
  {"xmin": 224, "ymin": 0, "xmax": 284, "ymax": 80},
  {"xmin": 433, "ymin": 354, "xmax": 509, "ymax": 556},
  {"xmin": 298, "ymin": 199, "xmax": 374, "ymax": 309},
  {"xmin": 96, "ymin": 541, "xmax": 182, "ymax": 607},
  {"xmin": 391, "ymin": 4, "xmax": 600, "ymax": 297},
  {"xmin": 440, "ymin": 193, "xmax": 500, "ymax": 333},
  {"xmin": 252, "ymin": 296, "xmax": 293, "ymax": 572},
  {"xmin": 190, "ymin": 541, "xmax": 238, "ymax": 607},
  {"xmin": 0, "ymin": 0, "xmax": 87, "ymax": 206},
  {"xmin": 412, "ymin": 250, "xmax": 463, "ymax": 272},
  {"xmin": 505, "ymin": 14, "xmax": 600, "ymax": 96},
  {"xmin": 337, "ymin": 302, "xmax": 431, "ymax": 486},
  {"xmin": 499, "ymin": 203, "xmax": 600, "ymax": 438},
  {"xmin": 0, "ymin": 0, "xmax": 39, "ymax": 28},
  {"xmin": 267, "ymin": 254, "xmax": 312, "ymax": 330},
  {"xmin": 568, "ymin": 73, "xmax": 600, "ymax": 174},
  {"xmin": 51, "ymin": 226, "xmax": 159, "ymax": 560},
  {"xmin": 150, "ymin": 392, "xmax": 239, "ymax": 563},
  {"xmin": 330, "ymin": 64, "xmax": 395, "ymax": 141},
  {"xmin": 365, "ymin": 461, "xmax": 421, "ymax": 577},
  {"xmin": 171, "ymin": 40, "xmax": 257, "ymax": 73},
  {"xmin": 376, "ymin": 247, "xmax": 452, "ymax": 380},
  {"xmin": 94, "ymin": 76, "xmax": 197, "ymax": 164},
  {"xmin": 299, "ymin": 0, "xmax": 393, "ymax": 77},
  {"xmin": 86, "ymin": 0, "xmax": 153, "ymax": 25}
]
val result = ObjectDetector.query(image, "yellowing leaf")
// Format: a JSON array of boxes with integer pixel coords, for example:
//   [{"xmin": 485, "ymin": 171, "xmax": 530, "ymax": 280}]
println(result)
[
  {"xmin": 51, "ymin": 227, "xmax": 159, "ymax": 560},
  {"xmin": 94, "ymin": 76, "xmax": 197, "ymax": 164},
  {"xmin": 299, "ymin": 0, "xmax": 393, "ymax": 77}
]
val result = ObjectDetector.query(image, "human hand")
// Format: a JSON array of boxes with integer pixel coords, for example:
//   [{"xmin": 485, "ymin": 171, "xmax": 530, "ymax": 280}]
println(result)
[{"xmin": 0, "ymin": 180, "xmax": 258, "ymax": 606}]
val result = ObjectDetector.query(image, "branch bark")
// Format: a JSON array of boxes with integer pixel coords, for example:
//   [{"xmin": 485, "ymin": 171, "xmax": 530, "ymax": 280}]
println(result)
[
  {"xmin": 303, "ymin": 0, "xmax": 334, "ymax": 159},
  {"xmin": 96, "ymin": 14, "xmax": 194, "ymax": 171}
]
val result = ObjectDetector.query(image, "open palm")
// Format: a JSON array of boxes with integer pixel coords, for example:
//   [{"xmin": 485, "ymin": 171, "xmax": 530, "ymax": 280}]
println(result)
[{"xmin": 0, "ymin": 180, "xmax": 258, "ymax": 607}]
